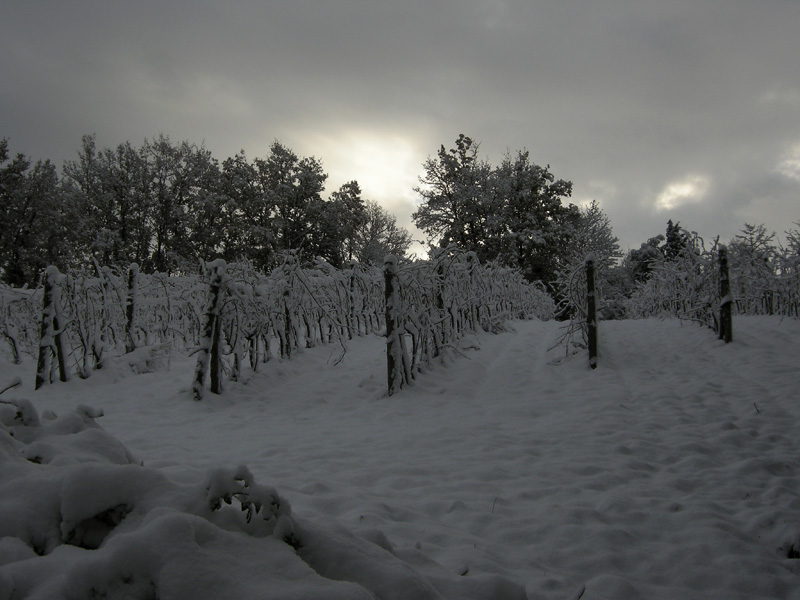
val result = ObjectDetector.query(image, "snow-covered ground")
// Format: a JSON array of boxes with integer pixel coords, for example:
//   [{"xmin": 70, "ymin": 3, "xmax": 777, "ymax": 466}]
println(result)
[{"xmin": 1, "ymin": 316, "xmax": 799, "ymax": 599}]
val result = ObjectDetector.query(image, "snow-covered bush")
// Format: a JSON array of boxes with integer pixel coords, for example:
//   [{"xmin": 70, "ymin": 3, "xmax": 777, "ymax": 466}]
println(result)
[
  {"xmin": 0, "ymin": 286, "xmax": 39, "ymax": 365},
  {"xmin": 625, "ymin": 233, "xmax": 721, "ymax": 329},
  {"xmin": 727, "ymin": 223, "xmax": 800, "ymax": 317}
]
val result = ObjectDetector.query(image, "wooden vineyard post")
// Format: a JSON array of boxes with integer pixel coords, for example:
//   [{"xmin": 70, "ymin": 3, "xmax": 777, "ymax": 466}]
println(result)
[
  {"xmin": 384, "ymin": 255, "xmax": 399, "ymax": 394},
  {"xmin": 35, "ymin": 266, "xmax": 70, "ymax": 389},
  {"xmin": 384, "ymin": 255, "xmax": 409, "ymax": 395},
  {"xmin": 467, "ymin": 251, "xmax": 478, "ymax": 331},
  {"xmin": 282, "ymin": 291, "xmax": 292, "ymax": 360},
  {"xmin": 125, "ymin": 263, "xmax": 138, "ymax": 353},
  {"xmin": 209, "ymin": 306, "xmax": 222, "ymax": 394},
  {"xmin": 52, "ymin": 276, "xmax": 70, "ymax": 381},
  {"xmin": 348, "ymin": 259, "xmax": 356, "ymax": 340},
  {"xmin": 719, "ymin": 245, "xmax": 732, "ymax": 343},
  {"xmin": 281, "ymin": 252, "xmax": 296, "ymax": 359},
  {"xmin": 35, "ymin": 267, "xmax": 56, "ymax": 390},
  {"xmin": 52, "ymin": 270, "xmax": 70, "ymax": 385},
  {"xmin": 193, "ymin": 260, "xmax": 226, "ymax": 400},
  {"xmin": 586, "ymin": 255, "xmax": 598, "ymax": 369},
  {"xmin": 90, "ymin": 257, "xmax": 111, "ymax": 369},
  {"xmin": 434, "ymin": 261, "xmax": 446, "ymax": 357}
]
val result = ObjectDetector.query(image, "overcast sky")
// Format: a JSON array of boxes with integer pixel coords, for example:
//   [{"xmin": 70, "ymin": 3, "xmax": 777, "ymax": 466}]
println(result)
[{"xmin": 3, "ymin": 0, "xmax": 799, "ymax": 255}]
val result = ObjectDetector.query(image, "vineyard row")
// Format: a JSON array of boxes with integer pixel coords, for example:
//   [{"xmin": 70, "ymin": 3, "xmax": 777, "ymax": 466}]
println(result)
[{"xmin": 0, "ymin": 250, "xmax": 555, "ymax": 397}]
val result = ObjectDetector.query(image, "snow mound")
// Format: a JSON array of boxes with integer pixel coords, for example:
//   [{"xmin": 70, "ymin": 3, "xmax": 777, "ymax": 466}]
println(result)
[{"xmin": 0, "ymin": 400, "xmax": 527, "ymax": 599}]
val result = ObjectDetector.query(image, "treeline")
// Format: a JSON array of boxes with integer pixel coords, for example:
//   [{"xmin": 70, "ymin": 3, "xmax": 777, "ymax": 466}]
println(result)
[
  {"xmin": 6, "ymin": 130, "xmax": 799, "ymax": 319},
  {"xmin": 0, "ymin": 136, "xmax": 412, "ymax": 286},
  {"xmin": 411, "ymin": 135, "xmax": 800, "ymax": 321}
]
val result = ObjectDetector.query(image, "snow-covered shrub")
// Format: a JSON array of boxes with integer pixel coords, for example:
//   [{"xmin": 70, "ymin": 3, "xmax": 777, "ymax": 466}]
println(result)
[
  {"xmin": 625, "ymin": 233, "xmax": 721, "ymax": 329},
  {"xmin": 0, "ymin": 286, "xmax": 39, "ymax": 364},
  {"xmin": 728, "ymin": 223, "xmax": 800, "ymax": 317},
  {"xmin": 625, "ymin": 225, "xmax": 800, "ymax": 324}
]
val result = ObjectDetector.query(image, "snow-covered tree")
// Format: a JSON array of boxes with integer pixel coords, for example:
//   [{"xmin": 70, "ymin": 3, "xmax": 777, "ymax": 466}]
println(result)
[
  {"xmin": 492, "ymin": 150, "xmax": 578, "ymax": 285},
  {"xmin": 0, "ymin": 140, "xmax": 76, "ymax": 286},
  {"xmin": 785, "ymin": 222, "xmax": 800, "ymax": 257},
  {"xmin": 144, "ymin": 136, "xmax": 219, "ymax": 274},
  {"xmin": 257, "ymin": 142, "xmax": 328, "ymax": 262},
  {"xmin": 218, "ymin": 151, "xmax": 274, "ymax": 269},
  {"xmin": 352, "ymin": 200, "xmax": 413, "ymax": 266},
  {"xmin": 5, "ymin": 135, "xmax": 413, "ymax": 278},
  {"xmin": 728, "ymin": 223, "xmax": 778, "ymax": 314},
  {"xmin": 413, "ymin": 135, "xmax": 577, "ymax": 286},
  {"xmin": 312, "ymin": 180, "xmax": 367, "ymax": 268},
  {"xmin": 664, "ymin": 220, "xmax": 693, "ymax": 261},
  {"xmin": 62, "ymin": 136, "xmax": 152, "ymax": 268},
  {"xmin": 412, "ymin": 134, "xmax": 496, "ymax": 255},
  {"xmin": 555, "ymin": 200, "xmax": 623, "ymax": 320},
  {"xmin": 565, "ymin": 201, "xmax": 619, "ymax": 269},
  {"xmin": 63, "ymin": 135, "xmax": 219, "ymax": 274}
]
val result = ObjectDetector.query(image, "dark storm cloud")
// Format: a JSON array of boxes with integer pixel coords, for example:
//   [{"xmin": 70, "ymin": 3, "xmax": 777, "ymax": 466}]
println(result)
[{"xmin": 2, "ymin": 1, "xmax": 799, "ymax": 251}]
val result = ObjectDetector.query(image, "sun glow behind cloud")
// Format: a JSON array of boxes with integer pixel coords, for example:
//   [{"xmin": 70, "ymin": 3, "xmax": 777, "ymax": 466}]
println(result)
[
  {"xmin": 776, "ymin": 143, "xmax": 800, "ymax": 182},
  {"xmin": 759, "ymin": 86, "xmax": 800, "ymax": 108},
  {"xmin": 300, "ymin": 129, "xmax": 428, "ymax": 254},
  {"xmin": 324, "ymin": 133, "xmax": 421, "ymax": 205},
  {"xmin": 654, "ymin": 175, "xmax": 710, "ymax": 211}
]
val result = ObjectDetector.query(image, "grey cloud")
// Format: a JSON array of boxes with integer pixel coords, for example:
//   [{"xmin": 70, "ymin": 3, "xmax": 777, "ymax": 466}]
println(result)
[{"xmin": 2, "ymin": 0, "xmax": 799, "ymax": 251}]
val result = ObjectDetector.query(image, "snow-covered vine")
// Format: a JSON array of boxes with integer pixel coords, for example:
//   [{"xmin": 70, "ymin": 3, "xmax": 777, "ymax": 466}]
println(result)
[{"xmin": 2, "ymin": 250, "xmax": 554, "ymax": 393}]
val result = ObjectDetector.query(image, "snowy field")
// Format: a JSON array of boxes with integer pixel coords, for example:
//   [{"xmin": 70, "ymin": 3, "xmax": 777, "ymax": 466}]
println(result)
[{"xmin": 2, "ymin": 316, "xmax": 800, "ymax": 599}]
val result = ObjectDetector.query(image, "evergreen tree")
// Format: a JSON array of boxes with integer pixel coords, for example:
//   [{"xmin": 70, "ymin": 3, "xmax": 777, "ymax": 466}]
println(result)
[
  {"xmin": 664, "ymin": 220, "xmax": 692, "ymax": 261},
  {"xmin": 626, "ymin": 220, "xmax": 694, "ymax": 283},
  {"xmin": 626, "ymin": 235, "xmax": 665, "ymax": 282}
]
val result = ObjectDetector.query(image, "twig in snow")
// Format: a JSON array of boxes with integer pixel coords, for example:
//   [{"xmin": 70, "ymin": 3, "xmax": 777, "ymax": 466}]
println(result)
[
  {"xmin": 754, "ymin": 402, "xmax": 760, "ymax": 414},
  {"xmin": 0, "ymin": 377, "xmax": 22, "ymax": 396},
  {"xmin": 566, "ymin": 584, "xmax": 586, "ymax": 600}
]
